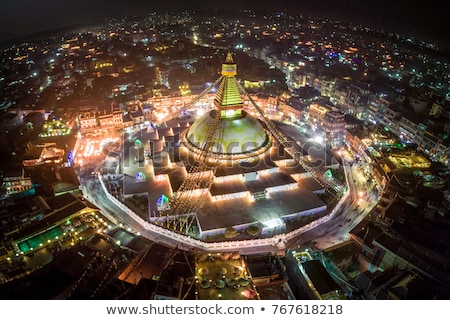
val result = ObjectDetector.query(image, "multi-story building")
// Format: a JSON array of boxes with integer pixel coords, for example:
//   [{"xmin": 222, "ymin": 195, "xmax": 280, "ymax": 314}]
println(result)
[
  {"xmin": 308, "ymin": 103, "xmax": 330, "ymax": 124},
  {"xmin": 6, "ymin": 193, "xmax": 97, "ymax": 257},
  {"xmin": 429, "ymin": 101, "xmax": 444, "ymax": 118},
  {"xmin": 419, "ymin": 131, "xmax": 450, "ymax": 164},
  {"xmin": 78, "ymin": 110, "xmax": 97, "ymax": 130},
  {"xmin": 368, "ymin": 96, "xmax": 391, "ymax": 125},
  {"xmin": 308, "ymin": 102, "xmax": 345, "ymax": 147},
  {"xmin": 343, "ymin": 83, "xmax": 371, "ymax": 118},
  {"xmin": 122, "ymin": 113, "xmax": 133, "ymax": 129},
  {"xmin": 286, "ymin": 251, "xmax": 347, "ymax": 300},
  {"xmin": 323, "ymin": 111, "xmax": 346, "ymax": 147},
  {"xmin": 380, "ymin": 105, "xmax": 402, "ymax": 133},
  {"xmin": 277, "ymin": 98, "xmax": 305, "ymax": 122},
  {"xmin": 290, "ymin": 71, "xmax": 307, "ymax": 89},
  {"xmin": 130, "ymin": 107, "xmax": 145, "ymax": 127},
  {"xmin": 312, "ymin": 76, "xmax": 336, "ymax": 97},
  {"xmin": 98, "ymin": 110, "xmax": 123, "ymax": 128},
  {"xmin": 331, "ymin": 87, "xmax": 347, "ymax": 106},
  {"xmin": 397, "ymin": 112, "xmax": 427, "ymax": 145},
  {"xmin": 78, "ymin": 107, "xmax": 125, "ymax": 135},
  {"xmin": 0, "ymin": 168, "xmax": 35, "ymax": 200}
]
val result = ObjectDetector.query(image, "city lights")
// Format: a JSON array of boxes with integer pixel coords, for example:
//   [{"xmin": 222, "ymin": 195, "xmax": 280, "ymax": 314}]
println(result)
[{"xmin": 0, "ymin": 2, "xmax": 448, "ymax": 307}]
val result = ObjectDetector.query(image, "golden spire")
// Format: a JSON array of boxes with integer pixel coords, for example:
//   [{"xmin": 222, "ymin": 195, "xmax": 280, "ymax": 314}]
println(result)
[
  {"xmin": 221, "ymin": 52, "xmax": 237, "ymax": 77},
  {"xmin": 225, "ymin": 52, "xmax": 234, "ymax": 63},
  {"xmin": 215, "ymin": 52, "xmax": 242, "ymax": 118}
]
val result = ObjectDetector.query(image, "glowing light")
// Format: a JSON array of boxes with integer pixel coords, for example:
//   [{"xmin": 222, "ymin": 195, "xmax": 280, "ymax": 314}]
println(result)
[
  {"xmin": 136, "ymin": 171, "xmax": 146, "ymax": 181},
  {"xmin": 262, "ymin": 218, "xmax": 284, "ymax": 229},
  {"xmin": 313, "ymin": 135, "xmax": 324, "ymax": 144},
  {"xmin": 157, "ymin": 194, "xmax": 169, "ymax": 207},
  {"xmin": 196, "ymin": 108, "xmax": 205, "ymax": 116}
]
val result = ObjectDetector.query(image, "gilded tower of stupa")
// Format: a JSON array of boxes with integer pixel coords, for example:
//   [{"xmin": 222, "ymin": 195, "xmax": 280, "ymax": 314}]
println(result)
[{"xmin": 184, "ymin": 52, "xmax": 270, "ymax": 160}]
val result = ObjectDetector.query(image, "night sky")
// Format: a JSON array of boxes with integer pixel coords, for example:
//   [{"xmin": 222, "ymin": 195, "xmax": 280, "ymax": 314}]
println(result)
[{"xmin": 0, "ymin": 0, "xmax": 448, "ymax": 45}]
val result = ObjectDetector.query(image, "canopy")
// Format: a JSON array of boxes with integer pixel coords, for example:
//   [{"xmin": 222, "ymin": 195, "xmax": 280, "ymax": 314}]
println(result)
[{"xmin": 215, "ymin": 279, "xmax": 225, "ymax": 289}]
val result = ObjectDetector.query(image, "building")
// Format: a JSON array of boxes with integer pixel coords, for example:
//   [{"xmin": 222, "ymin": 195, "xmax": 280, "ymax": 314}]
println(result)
[
  {"xmin": 245, "ymin": 253, "xmax": 286, "ymax": 284},
  {"xmin": 130, "ymin": 106, "xmax": 145, "ymax": 127},
  {"xmin": 286, "ymin": 250, "xmax": 346, "ymax": 300},
  {"xmin": 323, "ymin": 111, "xmax": 346, "ymax": 147},
  {"xmin": 0, "ymin": 168, "xmax": 35, "ymax": 200},
  {"xmin": 308, "ymin": 102, "xmax": 345, "ymax": 147},
  {"xmin": 322, "ymin": 240, "xmax": 359, "ymax": 272},
  {"xmin": 397, "ymin": 112, "xmax": 427, "ymax": 145},
  {"xmin": 277, "ymin": 97, "xmax": 306, "ymax": 122},
  {"xmin": 344, "ymin": 83, "xmax": 371, "ymax": 118},
  {"xmin": 380, "ymin": 105, "xmax": 402, "ymax": 132},
  {"xmin": 78, "ymin": 110, "xmax": 97, "ymax": 130},
  {"xmin": 312, "ymin": 76, "xmax": 336, "ymax": 97},
  {"xmin": 367, "ymin": 95, "xmax": 392, "ymax": 125},
  {"xmin": 98, "ymin": 109, "xmax": 123, "ymax": 128},
  {"xmin": 418, "ymin": 131, "xmax": 449, "ymax": 164},
  {"xmin": 354, "ymin": 265, "xmax": 450, "ymax": 299},
  {"xmin": 4, "ymin": 193, "xmax": 97, "ymax": 256},
  {"xmin": 22, "ymin": 143, "xmax": 65, "ymax": 167}
]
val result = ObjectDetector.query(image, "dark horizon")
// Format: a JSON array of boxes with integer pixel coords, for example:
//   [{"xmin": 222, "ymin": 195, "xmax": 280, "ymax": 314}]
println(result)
[{"xmin": 0, "ymin": 1, "xmax": 449, "ymax": 46}]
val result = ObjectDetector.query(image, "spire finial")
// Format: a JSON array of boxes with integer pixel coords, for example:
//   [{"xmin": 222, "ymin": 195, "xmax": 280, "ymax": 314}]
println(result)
[
  {"xmin": 221, "ymin": 52, "xmax": 237, "ymax": 76},
  {"xmin": 225, "ymin": 52, "xmax": 234, "ymax": 64}
]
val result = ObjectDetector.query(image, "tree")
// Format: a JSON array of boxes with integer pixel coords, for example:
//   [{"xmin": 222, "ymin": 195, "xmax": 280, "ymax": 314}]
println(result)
[
  {"xmin": 224, "ymin": 226, "xmax": 238, "ymax": 239},
  {"xmin": 246, "ymin": 225, "xmax": 260, "ymax": 236},
  {"xmin": 92, "ymin": 75, "xmax": 117, "ymax": 98}
]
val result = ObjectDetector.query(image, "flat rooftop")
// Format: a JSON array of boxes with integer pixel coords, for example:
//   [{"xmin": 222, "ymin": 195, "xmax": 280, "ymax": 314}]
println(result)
[
  {"xmin": 210, "ymin": 171, "xmax": 296, "ymax": 196},
  {"xmin": 214, "ymin": 158, "xmax": 278, "ymax": 177},
  {"xmin": 301, "ymin": 259, "xmax": 341, "ymax": 295},
  {"xmin": 197, "ymin": 188, "xmax": 326, "ymax": 231}
]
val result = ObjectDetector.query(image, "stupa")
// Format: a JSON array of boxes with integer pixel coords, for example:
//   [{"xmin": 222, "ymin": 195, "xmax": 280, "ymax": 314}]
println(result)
[
  {"xmin": 183, "ymin": 53, "xmax": 271, "ymax": 162},
  {"xmin": 144, "ymin": 53, "xmax": 328, "ymax": 239}
]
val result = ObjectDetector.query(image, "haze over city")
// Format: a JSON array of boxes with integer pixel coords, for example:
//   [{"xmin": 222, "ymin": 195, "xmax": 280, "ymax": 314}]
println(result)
[{"xmin": 1, "ymin": 1, "xmax": 449, "ymax": 46}]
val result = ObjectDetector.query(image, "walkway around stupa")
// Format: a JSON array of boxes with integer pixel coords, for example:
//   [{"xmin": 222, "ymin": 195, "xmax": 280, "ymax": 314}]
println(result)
[{"xmin": 97, "ymin": 172, "xmax": 350, "ymax": 254}]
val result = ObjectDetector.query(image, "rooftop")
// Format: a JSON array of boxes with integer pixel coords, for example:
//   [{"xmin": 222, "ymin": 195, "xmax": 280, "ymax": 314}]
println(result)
[
  {"xmin": 301, "ymin": 259, "xmax": 341, "ymax": 295},
  {"xmin": 197, "ymin": 188, "xmax": 326, "ymax": 232}
]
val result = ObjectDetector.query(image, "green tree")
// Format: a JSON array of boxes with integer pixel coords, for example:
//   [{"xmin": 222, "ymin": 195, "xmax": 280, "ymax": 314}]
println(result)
[
  {"xmin": 246, "ymin": 225, "xmax": 260, "ymax": 236},
  {"xmin": 224, "ymin": 227, "xmax": 238, "ymax": 239}
]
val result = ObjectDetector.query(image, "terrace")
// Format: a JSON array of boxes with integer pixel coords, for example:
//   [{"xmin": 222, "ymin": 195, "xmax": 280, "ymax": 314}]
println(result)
[{"xmin": 196, "ymin": 252, "xmax": 259, "ymax": 300}]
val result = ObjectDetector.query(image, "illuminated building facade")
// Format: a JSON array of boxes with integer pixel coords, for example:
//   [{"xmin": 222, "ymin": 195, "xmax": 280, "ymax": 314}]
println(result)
[
  {"xmin": 308, "ymin": 103, "xmax": 345, "ymax": 147},
  {"xmin": 22, "ymin": 143, "xmax": 65, "ymax": 167}
]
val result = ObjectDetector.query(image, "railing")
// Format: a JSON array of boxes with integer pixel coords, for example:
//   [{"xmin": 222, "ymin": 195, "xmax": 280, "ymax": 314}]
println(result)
[{"xmin": 97, "ymin": 173, "xmax": 350, "ymax": 253}]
